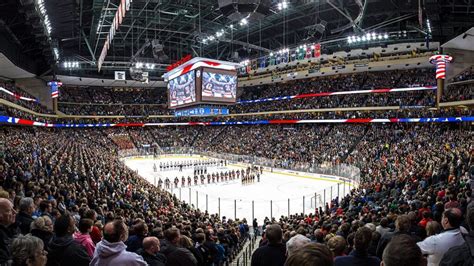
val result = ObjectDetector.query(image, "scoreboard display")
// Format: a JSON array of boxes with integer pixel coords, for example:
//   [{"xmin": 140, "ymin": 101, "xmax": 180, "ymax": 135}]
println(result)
[
  {"xmin": 201, "ymin": 68, "xmax": 237, "ymax": 103},
  {"xmin": 164, "ymin": 58, "xmax": 240, "ymax": 110},
  {"xmin": 168, "ymin": 70, "xmax": 196, "ymax": 108}
]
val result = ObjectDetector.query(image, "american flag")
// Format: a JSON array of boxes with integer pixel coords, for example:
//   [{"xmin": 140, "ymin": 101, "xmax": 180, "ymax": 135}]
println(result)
[{"xmin": 48, "ymin": 81, "xmax": 62, "ymax": 98}]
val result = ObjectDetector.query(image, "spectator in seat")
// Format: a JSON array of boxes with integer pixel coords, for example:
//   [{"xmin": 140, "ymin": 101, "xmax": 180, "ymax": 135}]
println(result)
[
  {"xmin": 334, "ymin": 227, "xmax": 380, "ymax": 266},
  {"xmin": 11, "ymin": 235, "xmax": 48, "ymax": 266},
  {"xmin": 251, "ymin": 224, "xmax": 286, "ymax": 266},
  {"xmin": 39, "ymin": 200, "xmax": 53, "ymax": 221},
  {"xmin": 381, "ymin": 235, "xmax": 425, "ymax": 266},
  {"xmin": 73, "ymin": 218, "xmax": 95, "ymax": 258},
  {"xmin": 180, "ymin": 235, "xmax": 204, "ymax": 266},
  {"xmin": 286, "ymin": 234, "xmax": 311, "ymax": 257},
  {"xmin": 16, "ymin": 197, "xmax": 35, "ymax": 235},
  {"xmin": 327, "ymin": 235, "xmax": 347, "ymax": 259},
  {"xmin": 125, "ymin": 219, "xmax": 148, "ymax": 253},
  {"xmin": 91, "ymin": 219, "xmax": 146, "ymax": 266},
  {"xmin": 160, "ymin": 227, "xmax": 197, "ymax": 266},
  {"xmin": 285, "ymin": 243, "xmax": 333, "ymax": 266},
  {"xmin": 440, "ymin": 202, "xmax": 474, "ymax": 266},
  {"xmin": 313, "ymin": 228, "xmax": 325, "ymax": 244},
  {"xmin": 425, "ymin": 221, "xmax": 442, "ymax": 237},
  {"xmin": 375, "ymin": 218, "xmax": 390, "ymax": 237},
  {"xmin": 47, "ymin": 213, "xmax": 90, "ymax": 266},
  {"xmin": 138, "ymin": 236, "xmax": 166, "ymax": 266},
  {"xmin": 30, "ymin": 216, "xmax": 54, "ymax": 251},
  {"xmin": 417, "ymin": 208, "xmax": 465, "ymax": 266},
  {"xmin": 82, "ymin": 209, "xmax": 102, "ymax": 244},
  {"xmin": 444, "ymin": 194, "xmax": 460, "ymax": 209},
  {"xmin": 0, "ymin": 198, "xmax": 17, "ymax": 264},
  {"xmin": 376, "ymin": 214, "xmax": 414, "ymax": 258}
]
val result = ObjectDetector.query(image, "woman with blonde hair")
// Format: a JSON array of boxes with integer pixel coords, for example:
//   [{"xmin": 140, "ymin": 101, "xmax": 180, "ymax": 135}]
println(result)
[{"xmin": 30, "ymin": 216, "xmax": 54, "ymax": 250}]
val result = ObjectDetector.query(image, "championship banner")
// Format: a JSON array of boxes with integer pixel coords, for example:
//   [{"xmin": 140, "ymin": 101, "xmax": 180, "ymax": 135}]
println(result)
[
  {"xmin": 97, "ymin": 0, "xmax": 132, "ymax": 71},
  {"xmin": 314, "ymin": 43, "xmax": 321, "ymax": 58},
  {"xmin": 115, "ymin": 71, "xmax": 126, "ymax": 81}
]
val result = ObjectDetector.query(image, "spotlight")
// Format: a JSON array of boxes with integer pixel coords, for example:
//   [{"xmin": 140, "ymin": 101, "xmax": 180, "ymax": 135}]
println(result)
[
  {"xmin": 239, "ymin": 18, "xmax": 248, "ymax": 26},
  {"xmin": 383, "ymin": 33, "xmax": 388, "ymax": 39}
]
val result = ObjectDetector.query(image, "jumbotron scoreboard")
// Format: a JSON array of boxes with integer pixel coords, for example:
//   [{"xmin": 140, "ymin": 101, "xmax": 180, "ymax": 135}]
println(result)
[{"xmin": 162, "ymin": 57, "xmax": 241, "ymax": 115}]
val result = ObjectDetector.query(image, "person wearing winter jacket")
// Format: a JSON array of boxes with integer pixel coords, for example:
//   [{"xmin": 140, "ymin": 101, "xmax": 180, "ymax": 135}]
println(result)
[
  {"xmin": 73, "ymin": 218, "xmax": 95, "ymax": 258},
  {"xmin": 47, "ymin": 213, "xmax": 90, "ymax": 266},
  {"xmin": 90, "ymin": 219, "xmax": 147, "ymax": 266}
]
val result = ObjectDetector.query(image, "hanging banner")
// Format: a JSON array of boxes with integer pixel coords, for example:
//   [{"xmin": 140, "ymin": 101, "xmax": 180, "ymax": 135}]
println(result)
[
  {"xmin": 114, "ymin": 71, "xmax": 126, "ymax": 81},
  {"xmin": 97, "ymin": 0, "xmax": 132, "ymax": 71},
  {"xmin": 314, "ymin": 43, "xmax": 321, "ymax": 58}
]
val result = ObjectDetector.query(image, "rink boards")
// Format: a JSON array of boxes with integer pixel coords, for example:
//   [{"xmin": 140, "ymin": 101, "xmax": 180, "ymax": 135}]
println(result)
[{"xmin": 122, "ymin": 154, "xmax": 357, "ymax": 221}]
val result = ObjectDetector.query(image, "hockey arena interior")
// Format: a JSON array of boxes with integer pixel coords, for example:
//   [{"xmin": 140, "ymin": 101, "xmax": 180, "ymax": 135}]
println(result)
[{"xmin": 0, "ymin": 0, "xmax": 473, "ymax": 266}]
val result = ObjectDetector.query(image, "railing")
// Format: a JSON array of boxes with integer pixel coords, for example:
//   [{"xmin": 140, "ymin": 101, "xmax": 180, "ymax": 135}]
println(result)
[
  {"xmin": 235, "ymin": 234, "xmax": 258, "ymax": 266},
  {"xmin": 121, "ymin": 147, "xmax": 360, "ymax": 222}
]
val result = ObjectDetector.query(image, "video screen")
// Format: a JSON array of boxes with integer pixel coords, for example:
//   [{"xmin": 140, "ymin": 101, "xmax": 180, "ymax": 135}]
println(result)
[
  {"xmin": 201, "ymin": 70, "xmax": 237, "ymax": 103},
  {"xmin": 168, "ymin": 70, "xmax": 196, "ymax": 108}
]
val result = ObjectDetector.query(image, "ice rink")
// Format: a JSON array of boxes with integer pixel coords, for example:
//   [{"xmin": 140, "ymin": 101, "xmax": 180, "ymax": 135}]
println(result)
[{"xmin": 123, "ymin": 155, "xmax": 354, "ymax": 222}]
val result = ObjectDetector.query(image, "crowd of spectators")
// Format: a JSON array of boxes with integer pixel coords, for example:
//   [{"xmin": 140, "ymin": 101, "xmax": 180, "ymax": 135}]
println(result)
[
  {"xmin": 0, "ymin": 82, "xmax": 54, "ymax": 114},
  {"xmin": 443, "ymin": 83, "xmax": 474, "ymax": 102},
  {"xmin": 0, "ymin": 67, "xmax": 472, "ymax": 266},
  {"xmin": 59, "ymin": 87, "xmax": 168, "ymax": 105},
  {"xmin": 49, "ymin": 69, "xmax": 437, "ymax": 116},
  {"xmin": 0, "ymin": 122, "xmax": 472, "ymax": 266},
  {"xmin": 451, "ymin": 66, "xmax": 474, "ymax": 82},
  {"xmin": 0, "ymin": 127, "xmax": 251, "ymax": 266}
]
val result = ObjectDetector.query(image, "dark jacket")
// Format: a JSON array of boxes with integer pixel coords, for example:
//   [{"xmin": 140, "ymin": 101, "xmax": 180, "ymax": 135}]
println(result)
[
  {"xmin": 160, "ymin": 240, "xmax": 197, "ymax": 266},
  {"xmin": 250, "ymin": 242, "xmax": 286, "ymax": 266},
  {"xmin": 31, "ymin": 229, "xmax": 54, "ymax": 251},
  {"xmin": 137, "ymin": 249, "xmax": 166, "ymax": 266},
  {"xmin": 376, "ymin": 231, "xmax": 420, "ymax": 259},
  {"xmin": 47, "ymin": 235, "xmax": 91, "ymax": 266},
  {"xmin": 334, "ymin": 249, "xmax": 381, "ymax": 266},
  {"xmin": 439, "ymin": 232, "xmax": 474, "ymax": 266},
  {"xmin": 16, "ymin": 212, "xmax": 34, "ymax": 235},
  {"xmin": 125, "ymin": 234, "xmax": 145, "ymax": 253},
  {"xmin": 0, "ymin": 224, "xmax": 15, "ymax": 265}
]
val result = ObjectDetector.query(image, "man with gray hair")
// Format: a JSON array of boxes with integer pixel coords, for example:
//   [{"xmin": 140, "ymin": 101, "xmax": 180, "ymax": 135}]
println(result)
[
  {"xmin": 286, "ymin": 234, "xmax": 311, "ymax": 257},
  {"xmin": 16, "ymin": 197, "xmax": 35, "ymax": 235},
  {"xmin": 0, "ymin": 198, "xmax": 17, "ymax": 264}
]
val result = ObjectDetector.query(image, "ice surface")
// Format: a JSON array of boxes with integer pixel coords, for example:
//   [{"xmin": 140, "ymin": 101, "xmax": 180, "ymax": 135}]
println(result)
[{"xmin": 123, "ymin": 155, "xmax": 353, "ymax": 223}]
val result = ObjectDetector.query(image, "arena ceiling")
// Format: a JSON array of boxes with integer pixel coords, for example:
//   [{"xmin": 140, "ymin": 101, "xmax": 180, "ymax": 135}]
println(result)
[{"xmin": 0, "ymin": 0, "xmax": 473, "ymax": 78}]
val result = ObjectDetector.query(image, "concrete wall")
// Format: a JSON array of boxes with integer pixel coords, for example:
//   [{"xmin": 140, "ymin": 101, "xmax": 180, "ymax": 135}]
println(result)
[{"xmin": 15, "ymin": 77, "xmax": 52, "ymax": 109}]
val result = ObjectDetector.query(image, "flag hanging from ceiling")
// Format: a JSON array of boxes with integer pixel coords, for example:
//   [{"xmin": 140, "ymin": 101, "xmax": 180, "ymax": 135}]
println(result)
[{"xmin": 48, "ymin": 81, "xmax": 62, "ymax": 98}]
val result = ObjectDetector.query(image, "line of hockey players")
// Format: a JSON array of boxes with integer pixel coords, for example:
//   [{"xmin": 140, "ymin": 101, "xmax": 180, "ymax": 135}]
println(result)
[
  {"xmin": 159, "ymin": 165, "xmax": 264, "ymax": 189},
  {"xmin": 153, "ymin": 159, "xmax": 227, "ymax": 172}
]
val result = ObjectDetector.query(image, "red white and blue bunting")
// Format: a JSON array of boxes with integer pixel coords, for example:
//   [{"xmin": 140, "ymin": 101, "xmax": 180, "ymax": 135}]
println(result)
[
  {"xmin": 238, "ymin": 86, "xmax": 436, "ymax": 104},
  {"xmin": 1, "ymin": 116, "xmax": 472, "ymax": 128}
]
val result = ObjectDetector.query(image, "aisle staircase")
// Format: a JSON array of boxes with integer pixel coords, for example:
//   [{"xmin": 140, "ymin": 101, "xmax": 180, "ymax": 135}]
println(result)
[{"xmin": 231, "ymin": 234, "xmax": 261, "ymax": 266}]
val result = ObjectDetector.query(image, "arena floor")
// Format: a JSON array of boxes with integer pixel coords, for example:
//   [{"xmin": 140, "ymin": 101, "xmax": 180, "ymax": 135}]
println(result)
[{"xmin": 123, "ymin": 155, "xmax": 353, "ymax": 223}]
